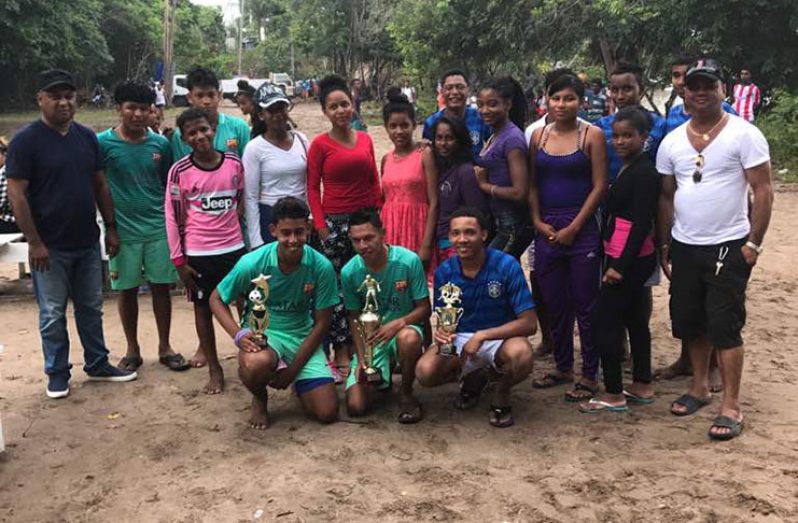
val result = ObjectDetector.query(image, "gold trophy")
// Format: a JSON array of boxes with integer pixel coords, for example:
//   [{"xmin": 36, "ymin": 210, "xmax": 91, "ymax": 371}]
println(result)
[
  {"xmin": 248, "ymin": 274, "xmax": 272, "ymax": 347},
  {"xmin": 355, "ymin": 274, "xmax": 383, "ymax": 384},
  {"xmin": 434, "ymin": 282, "xmax": 464, "ymax": 357}
]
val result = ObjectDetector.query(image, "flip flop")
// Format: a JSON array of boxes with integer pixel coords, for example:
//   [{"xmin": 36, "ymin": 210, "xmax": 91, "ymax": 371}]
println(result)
[
  {"xmin": 489, "ymin": 405, "xmax": 514, "ymax": 428},
  {"xmin": 623, "ymin": 389, "xmax": 655, "ymax": 405},
  {"xmin": 708, "ymin": 415, "xmax": 744, "ymax": 441},
  {"xmin": 118, "ymin": 355, "xmax": 143, "ymax": 371},
  {"xmin": 397, "ymin": 401, "xmax": 423, "ymax": 424},
  {"xmin": 159, "ymin": 353, "xmax": 190, "ymax": 371},
  {"xmin": 531, "ymin": 372, "xmax": 572, "ymax": 389},
  {"xmin": 670, "ymin": 393, "xmax": 710, "ymax": 416},
  {"xmin": 578, "ymin": 399, "xmax": 629, "ymax": 413},
  {"xmin": 564, "ymin": 382, "xmax": 598, "ymax": 402}
]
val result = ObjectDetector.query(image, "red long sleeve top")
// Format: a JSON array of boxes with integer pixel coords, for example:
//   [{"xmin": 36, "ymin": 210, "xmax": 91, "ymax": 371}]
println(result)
[{"xmin": 307, "ymin": 131, "xmax": 382, "ymax": 229}]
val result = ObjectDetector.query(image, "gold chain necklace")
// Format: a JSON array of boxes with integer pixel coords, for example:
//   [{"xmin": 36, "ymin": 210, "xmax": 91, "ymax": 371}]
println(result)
[{"xmin": 688, "ymin": 113, "xmax": 727, "ymax": 141}]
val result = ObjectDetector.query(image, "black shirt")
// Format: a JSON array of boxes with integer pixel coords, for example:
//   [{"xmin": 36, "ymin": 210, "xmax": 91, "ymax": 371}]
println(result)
[
  {"xmin": 6, "ymin": 120, "xmax": 101, "ymax": 250},
  {"xmin": 604, "ymin": 153, "xmax": 660, "ymax": 274}
]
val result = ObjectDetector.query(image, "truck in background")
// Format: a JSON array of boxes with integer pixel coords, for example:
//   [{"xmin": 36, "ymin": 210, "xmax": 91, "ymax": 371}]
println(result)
[{"xmin": 171, "ymin": 74, "xmax": 293, "ymax": 105}]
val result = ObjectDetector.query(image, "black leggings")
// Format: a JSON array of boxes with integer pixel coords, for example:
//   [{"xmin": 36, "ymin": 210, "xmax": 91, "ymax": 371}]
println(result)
[{"xmin": 594, "ymin": 254, "xmax": 656, "ymax": 394}]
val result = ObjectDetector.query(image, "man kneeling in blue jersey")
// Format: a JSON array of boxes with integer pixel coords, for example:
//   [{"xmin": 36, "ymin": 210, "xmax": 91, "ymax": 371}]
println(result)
[{"xmin": 415, "ymin": 208, "xmax": 536, "ymax": 428}]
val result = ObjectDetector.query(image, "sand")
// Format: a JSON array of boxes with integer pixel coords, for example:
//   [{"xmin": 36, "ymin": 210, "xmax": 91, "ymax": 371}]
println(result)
[{"xmin": 0, "ymin": 103, "xmax": 796, "ymax": 522}]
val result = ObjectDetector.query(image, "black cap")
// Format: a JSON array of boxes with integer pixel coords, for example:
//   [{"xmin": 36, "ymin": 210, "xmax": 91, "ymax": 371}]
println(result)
[
  {"xmin": 685, "ymin": 58, "xmax": 725, "ymax": 84},
  {"xmin": 37, "ymin": 69, "xmax": 77, "ymax": 92},
  {"xmin": 256, "ymin": 83, "xmax": 291, "ymax": 109}
]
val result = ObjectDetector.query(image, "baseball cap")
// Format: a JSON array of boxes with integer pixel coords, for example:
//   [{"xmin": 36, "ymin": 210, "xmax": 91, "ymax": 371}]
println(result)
[
  {"xmin": 685, "ymin": 58, "xmax": 725, "ymax": 84},
  {"xmin": 37, "ymin": 69, "xmax": 77, "ymax": 92},
  {"xmin": 256, "ymin": 83, "xmax": 290, "ymax": 109}
]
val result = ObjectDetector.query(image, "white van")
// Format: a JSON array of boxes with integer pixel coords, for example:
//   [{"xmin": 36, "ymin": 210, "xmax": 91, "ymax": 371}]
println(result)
[{"xmin": 172, "ymin": 74, "xmax": 189, "ymax": 106}]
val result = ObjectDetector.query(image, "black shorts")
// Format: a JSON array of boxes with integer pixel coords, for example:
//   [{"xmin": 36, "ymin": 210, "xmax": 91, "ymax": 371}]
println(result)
[
  {"xmin": 669, "ymin": 237, "xmax": 752, "ymax": 349},
  {"xmin": 186, "ymin": 248, "xmax": 246, "ymax": 306}
]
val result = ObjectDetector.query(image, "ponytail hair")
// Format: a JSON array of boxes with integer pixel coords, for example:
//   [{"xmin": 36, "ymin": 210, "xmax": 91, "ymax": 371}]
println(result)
[
  {"xmin": 480, "ymin": 76, "xmax": 528, "ymax": 129},
  {"xmin": 382, "ymin": 91, "xmax": 415, "ymax": 124},
  {"xmin": 250, "ymin": 109, "xmax": 267, "ymax": 139},
  {"xmin": 317, "ymin": 74, "xmax": 351, "ymax": 108},
  {"xmin": 547, "ymin": 73, "xmax": 585, "ymax": 99}
]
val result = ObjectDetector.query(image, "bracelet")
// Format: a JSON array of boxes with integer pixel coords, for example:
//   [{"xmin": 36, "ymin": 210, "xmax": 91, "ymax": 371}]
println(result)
[
  {"xmin": 659, "ymin": 243, "xmax": 670, "ymax": 251},
  {"xmin": 745, "ymin": 241, "xmax": 764, "ymax": 254},
  {"xmin": 490, "ymin": 184, "xmax": 497, "ymax": 197},
  {"xmin": 234, "ymin": 328, "xmax": 251, "ymax": 347}
]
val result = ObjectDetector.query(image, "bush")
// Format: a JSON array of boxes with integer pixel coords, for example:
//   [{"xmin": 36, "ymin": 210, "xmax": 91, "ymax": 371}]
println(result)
[{"xmin": 757, "ymin": 89, "xmax": 798, "ymax": 181}]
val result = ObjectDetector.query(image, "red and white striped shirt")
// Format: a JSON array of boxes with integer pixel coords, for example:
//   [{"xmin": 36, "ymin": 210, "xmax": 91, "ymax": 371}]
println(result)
[{"xmin": 733, "ymin": 83, "xmax": 761, "ymax": 123}]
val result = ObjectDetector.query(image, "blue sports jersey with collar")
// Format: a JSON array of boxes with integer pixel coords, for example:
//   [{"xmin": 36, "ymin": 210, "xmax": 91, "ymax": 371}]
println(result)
[
  {"xmin": 423, "ymin": 106, "xmax": 492, "ymax": 159},
  {"xmin": 596, "ymin": 110, "xmax": 667, "ymax": 183},
  {"xmin": 665, "ymin": 101, "xmax": 738, "ymax": 135},
  {"xmin": 434, "ymin": 248, "xmax": 534, "ymax": 333}
]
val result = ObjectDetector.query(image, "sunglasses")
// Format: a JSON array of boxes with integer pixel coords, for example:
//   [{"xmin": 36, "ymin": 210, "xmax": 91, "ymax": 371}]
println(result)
[{"xmin": 693, "ymin": 154, "xmax": 705, "ymax": 183}]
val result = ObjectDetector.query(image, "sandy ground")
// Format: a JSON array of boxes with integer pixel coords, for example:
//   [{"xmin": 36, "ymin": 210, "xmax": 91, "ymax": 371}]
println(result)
[{"xmin": 0, "ymin": 103, "xmax": 797, "ymax": 522}]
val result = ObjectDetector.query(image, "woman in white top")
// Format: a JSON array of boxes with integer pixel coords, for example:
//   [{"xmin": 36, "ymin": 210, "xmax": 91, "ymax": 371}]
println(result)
[{"xmin": 242, "ymin": 84, "xmax": 309, "ymax": 248}]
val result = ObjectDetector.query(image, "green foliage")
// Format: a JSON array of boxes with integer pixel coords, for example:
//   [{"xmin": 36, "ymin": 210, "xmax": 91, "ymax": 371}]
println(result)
[
  {"xmin": 757, "ymin": 90, "xmax": 798, "ymax": 178},
  {"xmin": 173, "ymin": 0, "xmax": 230, "ymax": 76}
]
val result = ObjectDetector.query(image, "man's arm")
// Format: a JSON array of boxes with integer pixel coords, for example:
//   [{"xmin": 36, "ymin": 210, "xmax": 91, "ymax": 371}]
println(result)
[
  {"xmin": 92, "ymin": 169, "xmax": 119, "ymax": 257},
  {"xmin": 464, "ymin": 309, "xmax": 537, "ymax": 352},
  {"xmin": 7, "ymin": 178, "xmax": 49, "ymax": 271},
  {"xmin": 656, "ymin": 175, "xmax": 676, "ymax": 279},
  {"xmin": 743, "ymin": 160, "xmax": 773, "ymax": 265},
  {"xmin": 370, "ymin": 298, "xmax": 431, "ymax": 346}
]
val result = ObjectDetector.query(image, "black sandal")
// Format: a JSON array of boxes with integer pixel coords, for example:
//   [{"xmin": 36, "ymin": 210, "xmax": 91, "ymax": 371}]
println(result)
[
  {"xmin": 159, "ymin": 353, "xmax": 190, "ymax": 372},
  {"xmin": 118, "ymin": 355, "xmax": 143, "ymax": 371},
  {"xmin": 454, "ymin": 370, "xmax": 488, "ymax": 410},
  {"xmin": 489, "ymin": 405, "xmax": 514, "ymax": 428},
  {"xmin": 670, "ymin": 393, "xmax": 710, "ymax": 416},
  {"xmin": 708, "ymin": 415, "xmax": 744, "ymax": 441},
  {"xmin": 564, "ymin": 382, "xmax": 598, "ymax": 402}
]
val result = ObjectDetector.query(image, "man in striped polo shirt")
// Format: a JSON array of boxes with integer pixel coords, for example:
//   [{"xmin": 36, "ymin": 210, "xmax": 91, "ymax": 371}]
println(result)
[{"xmin": 732, "ymin": 68, "xmax": 761, "ymax": 123}]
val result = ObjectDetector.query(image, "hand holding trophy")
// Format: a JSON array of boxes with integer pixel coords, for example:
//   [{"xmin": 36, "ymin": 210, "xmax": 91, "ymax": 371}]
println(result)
[
  {"xmin": 248, "ymin": 273, "xmax": 272, "ymax": 347},
  {"xmin": 355, "ymin": 274, "xmax": 383, "ymax": 384},
  {"xmin": 433, "ymin": 282, "xmax": 464, "ymax": 357}
]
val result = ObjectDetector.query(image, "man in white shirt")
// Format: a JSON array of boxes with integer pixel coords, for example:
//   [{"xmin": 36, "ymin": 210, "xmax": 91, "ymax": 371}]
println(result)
[{"xmin": 657, "ymin": 58, "xmax": 773, "ymax": 441}]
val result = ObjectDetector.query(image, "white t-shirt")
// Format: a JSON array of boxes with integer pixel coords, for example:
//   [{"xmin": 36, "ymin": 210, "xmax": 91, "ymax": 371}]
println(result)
[
  {"xmin": 155, "ymin": 87, "xmax": 166, "ymax": 106},
  {"xmin": 656, "ymin": 114, "xmax": 769, "ymax": 245},
  {"xmin": 401, "ymin": 86, "xmax": 416, "ymax": 104},
  {"xmin": 242, "ymin": 131, "xmax": 310, "ymax": 248},
  {"xmin": 524, "ymin": 114, "xmax": 591, "ymax": 146}
]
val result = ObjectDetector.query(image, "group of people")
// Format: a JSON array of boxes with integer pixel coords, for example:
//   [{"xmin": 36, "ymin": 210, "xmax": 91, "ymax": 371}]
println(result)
[{"xmin": 3, "ymin": 54, "xmax": 772, "ymax": 440}]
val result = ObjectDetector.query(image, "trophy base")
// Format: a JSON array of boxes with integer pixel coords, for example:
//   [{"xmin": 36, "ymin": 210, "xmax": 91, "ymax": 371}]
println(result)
[
  {"xmin": 364, "ymin": 368, "xmax": 383, "ymax": 384},
  {"xmin": 438, "ymin": 343, "xmax": 457, "ymax": 357},
  {"xmin": 252, "ymin": 335, "xmax": 268, "ymax": 348}
]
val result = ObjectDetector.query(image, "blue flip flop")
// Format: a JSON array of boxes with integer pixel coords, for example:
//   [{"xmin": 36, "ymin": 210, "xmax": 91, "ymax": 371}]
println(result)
[
  {"xmin": 578, "ymin": 399, "xmax": 629, "ymax": 413},
  {"xmin": 623, "ymin": 389, "xmax": 655, "ymax": 405}
]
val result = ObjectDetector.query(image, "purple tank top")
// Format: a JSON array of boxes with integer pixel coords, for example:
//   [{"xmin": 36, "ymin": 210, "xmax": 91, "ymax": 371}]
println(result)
[{"xmin": 534, "ymin": 123, "xmax": 593, "ymax": 211}]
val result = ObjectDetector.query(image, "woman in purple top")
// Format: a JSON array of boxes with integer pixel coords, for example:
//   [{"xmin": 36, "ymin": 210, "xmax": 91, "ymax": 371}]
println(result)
[
  {"xmin": 528, "ymin": 73, "xmax": 608, "ymax": 401},
  {"xmin": 474, "ymin": 77, "xmax": 532, "ymax": 259},
  {"xmin": 432, "ymin": 115, "xmax": 488, "ymax": 262}
]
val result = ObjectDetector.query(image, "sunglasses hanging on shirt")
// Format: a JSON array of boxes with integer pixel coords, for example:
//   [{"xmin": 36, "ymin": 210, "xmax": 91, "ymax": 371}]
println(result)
[{"xmin": 693, "ymin": 154, "xmax": 705, "ymax": 183}]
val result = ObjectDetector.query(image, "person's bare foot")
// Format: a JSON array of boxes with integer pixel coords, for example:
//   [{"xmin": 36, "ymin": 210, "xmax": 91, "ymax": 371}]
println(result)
[
  {"xmin": 653, "ymin": 358, "xmax": 692, "ymax": 380},
  {"xmin": 203, "ymin": 368, "xmax": 224, "ymax": 395},
  {"xmin": 248, "ymin": 396, "xmax": 270, "ymax": 430},
  {"xmin": 624, "ymin": 382, "xmax": 654, "ymax": 399},
  {"xmin": 189, "ymin": 346, "xmax": 207, "ymax": 368},
  {"xmin": 709, "ymin": 366, "xmax": 723, "ymax": 393}
]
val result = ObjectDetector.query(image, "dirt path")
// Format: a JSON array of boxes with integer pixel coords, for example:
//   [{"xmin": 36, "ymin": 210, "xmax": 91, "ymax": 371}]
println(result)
[{"xmin": 0, "ymin": 103, "xmax": 796, "ymax": 522}]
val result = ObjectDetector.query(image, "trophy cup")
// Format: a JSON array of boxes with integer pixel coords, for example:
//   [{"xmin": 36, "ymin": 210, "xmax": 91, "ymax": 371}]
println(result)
[
  {"xmin": 355, "ymin": 274, "xmax": 383, "ymax": 384},
  {"xmin": 248, "ymin": 274, "xmax": 272, "ymax": 347},
  {"xmin": 433, "ymin": 282, "xmax": 464, "ymax": 357}
]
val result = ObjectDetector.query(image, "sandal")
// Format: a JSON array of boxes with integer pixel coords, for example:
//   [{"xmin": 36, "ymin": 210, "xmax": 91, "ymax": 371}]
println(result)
[
  {"xmin": 564, "ymin": 382, "xmax": 598, "ymax": 402},
  {"xmin": 578, "ymin": 399, "xmax": 629, "ymax": 413},
  {"xmin": 489, "ymin": 405, "xmax": 514, "ymax": 428},
  {"xmin": 397, "ymin": 401, "xmax": 423, "ymax": 424},
  {"xmin": 454, "ymin": 370, "xmax": 488, "ymax": 410},
  {"xmin": 118, "ymin": 355, "xmax": 143, "ymax": 371},
  {"xmin": 623, "ymin": 389, "xmax": 655, "ymax": 405},
  {"xmin": 670, "ymin": 393, "xmax": 710, "ymax": 416},
  {"xmin": 159, "ymin": 353, "xmax": 190, "ymax": 372},
  {"xmin": 708, "ymin": 415, "xmax": 744, "ymax": 441},
  {"xmin": 531, "ymin": 372, "xmax": 573, "ymax": 389}
]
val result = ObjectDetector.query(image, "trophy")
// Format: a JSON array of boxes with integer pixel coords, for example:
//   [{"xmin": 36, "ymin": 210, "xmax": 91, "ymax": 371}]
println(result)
[
  {"xmin": 248, "ymin": 274, "xmax": 272, "ymax": 347},
  {"xmin": 433, "ymin": 282, "xmax": 464, "ymax": 357},
  {"xmin": 355, "ymin": 274, "xmax": 383, "ymax": 384}
]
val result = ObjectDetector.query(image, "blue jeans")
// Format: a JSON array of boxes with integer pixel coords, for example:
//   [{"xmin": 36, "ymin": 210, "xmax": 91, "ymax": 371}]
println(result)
[
  {"xmin": 32, "ymin": 243, "xmax": 109, "ymax": 379},
  {"xmin": 258, "ymin": 203, "xmax": 276, "ymax": 244},
  {"xmin": 489, "ymin": 211, "xmax": 534, "ymax": 260}
]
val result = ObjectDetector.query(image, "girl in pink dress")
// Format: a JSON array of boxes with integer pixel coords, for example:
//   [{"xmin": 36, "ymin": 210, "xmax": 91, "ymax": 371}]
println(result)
[{"xmin": 379, "ymin": 93, "xmax": 438, "ymax": 273}]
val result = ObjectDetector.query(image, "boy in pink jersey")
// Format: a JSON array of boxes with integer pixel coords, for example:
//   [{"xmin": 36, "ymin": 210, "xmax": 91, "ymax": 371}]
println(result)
[{"xmin": 165, "ymin": 108, "xmax": 246, "ymax": 394}]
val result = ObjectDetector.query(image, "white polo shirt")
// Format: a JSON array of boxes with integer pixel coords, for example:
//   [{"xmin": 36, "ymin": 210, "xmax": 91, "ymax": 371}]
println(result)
[{"xmin": 656, "ymin": 114, "xmax": 769, "ymax": 245}]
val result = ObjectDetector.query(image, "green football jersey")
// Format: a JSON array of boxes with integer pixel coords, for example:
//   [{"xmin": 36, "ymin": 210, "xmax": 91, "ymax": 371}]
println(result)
[
  {"xmin": 97, "ymin": 128, "xmax": 173, "ymax": 241},
  {"xmin": 171, "ymin": 112, "xmax": 250, "ymax": 160},
  {"xmin": 341, "ymin": 245, "xmax": 429, "ymax": 326},
  {"xmin": 216, "ymin": 242, "xmax": 339, "ymax": 334}
]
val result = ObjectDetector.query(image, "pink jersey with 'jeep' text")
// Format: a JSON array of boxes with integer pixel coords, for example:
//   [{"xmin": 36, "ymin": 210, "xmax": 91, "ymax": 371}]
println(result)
[{"xmin": 165, "ymin": 153, "xmax": 245, "ymax": 266}]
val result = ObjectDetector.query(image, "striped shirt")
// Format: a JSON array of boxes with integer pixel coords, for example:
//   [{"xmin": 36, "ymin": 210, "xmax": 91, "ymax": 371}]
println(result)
[
  {"xmin": 732, "ymin": 83, "xmax": 761, "ymax": 123},
  {"xmin": 164, "ymin": 152, "xmax": 244, "ymax": 266}
]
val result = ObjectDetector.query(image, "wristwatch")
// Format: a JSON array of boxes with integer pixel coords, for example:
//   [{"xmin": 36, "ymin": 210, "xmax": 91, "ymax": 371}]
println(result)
[{"xmin": 745, "ymin": 241, "xmax": 763, "ymax": 254}]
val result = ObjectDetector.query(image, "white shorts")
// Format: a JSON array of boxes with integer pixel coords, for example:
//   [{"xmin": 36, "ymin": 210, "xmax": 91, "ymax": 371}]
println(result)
[{"xmin": 453, "ymin": 333, "xmax": 504, "ymax": 376}]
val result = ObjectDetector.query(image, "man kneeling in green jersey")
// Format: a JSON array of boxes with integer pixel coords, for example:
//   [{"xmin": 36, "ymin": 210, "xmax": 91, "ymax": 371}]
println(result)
[
  {"xmin": 342, "ymin": 211, "xmax": 430, "ymax": 423},
  {"xmin": 210, "ymin": 197, "xmax": 339, "ymax": 429}
]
